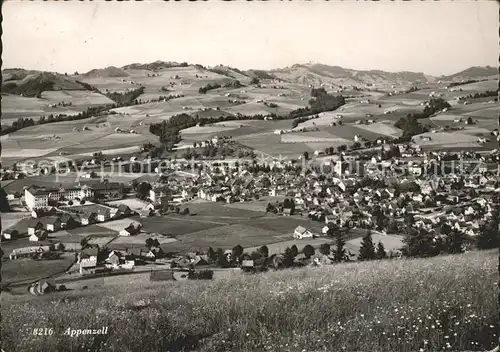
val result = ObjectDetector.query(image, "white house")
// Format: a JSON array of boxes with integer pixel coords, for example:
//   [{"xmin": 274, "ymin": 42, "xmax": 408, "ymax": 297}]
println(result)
[{"xmin": 293, "ymin": 226, "xmax": 314, "ymax": 239}]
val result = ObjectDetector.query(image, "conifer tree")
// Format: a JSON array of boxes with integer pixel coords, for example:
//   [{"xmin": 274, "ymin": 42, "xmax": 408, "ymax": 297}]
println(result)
[
  {"xmin": 358, "ymin": 230, "xmax": 376, "ymax": 261},
  {"xmin": 376, "ymin": 241, "xmax": 387, "ymax": 259},
  {"xmin": 333, "ymin": 232, "xmax": 347, "ymax": 262}
]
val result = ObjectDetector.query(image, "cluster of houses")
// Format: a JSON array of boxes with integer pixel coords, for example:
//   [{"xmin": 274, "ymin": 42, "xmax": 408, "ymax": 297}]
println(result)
[
  {"xmin": 77, "ymin": 244, "xmax": 167, "ymax": 275},
  {"xmin": 2, "ymin": 203, "xmax": 135, "ymax": 243}
]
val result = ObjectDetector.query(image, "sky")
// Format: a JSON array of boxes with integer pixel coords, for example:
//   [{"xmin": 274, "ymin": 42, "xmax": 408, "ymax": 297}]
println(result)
[{"xmin": 2, "ymin": 1, "xmax": 498, "ymax": 76}]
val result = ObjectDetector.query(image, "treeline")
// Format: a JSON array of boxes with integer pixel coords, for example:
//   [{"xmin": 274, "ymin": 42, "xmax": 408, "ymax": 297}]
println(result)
[
  {"xmin": 394, "ymin": 116, "xmax": 429, "ymax": 142},
  {"xmin": 149, "ymin": 113, "xmax": 195, "ymax": 150},
  {"xmin": 105, "ymin": 86, "xmax": 145, "ymax": 106},
  {"xmin": 75, "ymin": 80, "xmax": 100, "ymax": 92},
  {"xmin": 393, "ymin": 97, "xmax": 450, "ymax": 142},
  {"xmin": 199, "ymin": 83, "xmax": 221, "ymax": 94},
  {"xmin": 1, "ymin": 105, "xmax": 113, "ymax": 136},
  {"xmin": 289, "ymin": 87, "xmax": 345, "ymax": 120},
  {"xmin": 447, "ymin": 79, "xmax": 481, "ymax": 88},
  {"xmin": 466, "ymin": 90, "xmax": 499, "ymax": 100}
]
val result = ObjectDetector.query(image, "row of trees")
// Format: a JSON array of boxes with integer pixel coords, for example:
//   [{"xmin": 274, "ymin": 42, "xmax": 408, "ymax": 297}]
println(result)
[
  {"xmin": 1, "ymin": 104, "xmax": 113, "ymax": 136},
  {"xmin": 105, "ymin": 87, "xmax": 145, "ymax": 106},
  {"xmin": 198, "ymin": 83, "xmax": 221, "ymax": 94}
]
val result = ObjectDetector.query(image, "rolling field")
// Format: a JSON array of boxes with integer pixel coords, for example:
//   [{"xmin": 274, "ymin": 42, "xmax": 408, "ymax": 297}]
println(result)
[
  {"xmin": 234, "ymin": 133, "xmax": 314, "ymax": 157},
  {"xmin": 351, "ymin": 122, "xmax": 403, "ymax": 137},
  {"xmin": 108, "ymin": 233, "xmax": 178, "ymax": 247},
  {"xmin": 412, "ymin": 131, "xmax": 480, "ymax": 147},
  {"xmin": 1, "ymin": 91, "xmax": 113, "ymax": 124},
  {"xmin": 2, "ymin": 250, "xmax": 496, "ymax": 352},
  {"xmin": 140, "ymin": 215, "xmax": 226, "ymax": 236},
  {"xmin": 172, "ymin": 223, "xmax": 285, "ymax": 251},
  {"xmin": 1, "ymin": 256, "xmax": 74, "ymax": 284},
  {"xmin": 1, "ymin": 112, "xmax": 158, "ymax": 164}
]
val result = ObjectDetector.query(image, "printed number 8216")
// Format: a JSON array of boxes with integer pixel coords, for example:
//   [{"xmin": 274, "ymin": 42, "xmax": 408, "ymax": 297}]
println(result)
[{"xmin": 33, "ymin": 328, "xmax": 54, "ymax": 336}]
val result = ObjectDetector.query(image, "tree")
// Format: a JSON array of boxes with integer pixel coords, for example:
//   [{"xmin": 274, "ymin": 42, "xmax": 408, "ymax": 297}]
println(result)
[
  {"xmin": 376, "ymin": 241, "xmax": 387, "ymax": 259},
  {"xmin": 182, "ymin": 207, "xmax": 190, "ymax": 215},
  {"xmin": 207, "ymin": 247, "xmax": 217, "ymax": 263},
  {"xmin": 319, "ymin": 243, "xmax": 331, "ymax": 255},
  {"xmin": 250, "ymin": 77, "xmax": 260, "ymax": 85},
  {"xmin": 283, "ymin": 247, "xmax": 296, "ymax": 267},
  {"xmin": 216, "ymin": 248, "xmax": 229, "ymax": 267},
  {"xmin": 358, "ymin": 230, "xmax": 376, "ymax": 261},
  {"xmin": 68, "ymin": 200, "xmax": 73, "ymax": 206},
  {"xmin": 290, "ymin": 245, "xmax": 299, "ymax": 258},
  {"xmin": 402, "ymin": 229, "xmax": 439, "ymax": 258},
  {"xmin": 160, "ymin": 196, "xmax": 169, "ymax": 214},
  {"xmin": 137, "ymin": 182, "xmax": 152, "ymax": 200},
  {"xmin": 80, "ymin": 200, "xmax": 86, "ymax": 205},
  {"xmin": 467, "ymin": 117, "xmax": 474, "ymax": 125},
  {"xmin": 337, "ymin": 144, "xmax": 347, "ymax": 153},
  {"xmin": 266, "ymin": 202, "xmax": 274, "ymax": 213},
  {"xmin": 303, "ymin": 244, "xmax": 315, "ymax": 258},
  {"xmin": 303, "ymin": 151, "xmax": 309, "ymax": 160},
  {"xmin": 446, "ymin": 231, "xmax": 466, "ymax": 254},
  {"xmin": 0, "ymin": 187, "xmax": 10, "ymax": 213},
  {"xmin": 333, "ymin": 233, "xmax": 347, "ymax": 262},
  {"xmin": 80, "ymin": 238, "xmax": 89, "ymax": 249},
  {"xmin": 232, "ymin": 244, "xmax": 244, "ymax": 261},
  {"xmin": 259, "ymin": 245, "xmax": 269, "ymax": 258},
  {"xmin": 476, "ymin": 220, "xmax": 499, "ymax": 250}
]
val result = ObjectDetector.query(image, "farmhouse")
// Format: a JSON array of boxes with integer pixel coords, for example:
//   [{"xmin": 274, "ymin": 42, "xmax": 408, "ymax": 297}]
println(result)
[
  {"xmin": 45, "ymin": 216, "xmax": 61, "ymax": 232},
  {"xmin": 2, "ymin": 229, "xmax": 19, "ymax": 240},
  {"xmin": 293, "ymin": 225, "xmax": 314, "ymax": 239},
  {"xmin": 119, "ymin": 222, "xmax": 142, "ymax": 236},
  {"xmin": 29, "ymin": 230, "xmax": 48, "ymax": 242},
  {"xmin": 27, "ymin": 220, "xmax": 44, "ymax": 235},
  {"xmin": 80, "ymin": 212, "xmax": 97, "ymax": 226}
]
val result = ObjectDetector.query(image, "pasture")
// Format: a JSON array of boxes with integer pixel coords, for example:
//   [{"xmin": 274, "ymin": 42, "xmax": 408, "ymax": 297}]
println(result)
[
  {"xmin": 140, "ymin": 215, "xmax": 225, "ymax": 236},
  {"xmin": 3, "ymin": 250, "xmax": 496, "ymax": 352},
  {"xmin": 1, "ymin": 256, "xmax": 74, "ymax": 284},
  {"xmin": 107, "ymin": 233, "xmax": 177, "ymax": 247},
  {"xmin": 412, "ymin": 131, "xmax": 480, "ymax": 147}
]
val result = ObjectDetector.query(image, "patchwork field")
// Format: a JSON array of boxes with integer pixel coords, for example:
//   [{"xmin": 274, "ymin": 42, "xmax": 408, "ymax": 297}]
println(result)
[
  {"xmin": 1, "ymin": 91, "xmax": 113, "ymax": 124},
  {"xmin": 412, "ymin": 131, "xmax": 480, "ymax": 148}
]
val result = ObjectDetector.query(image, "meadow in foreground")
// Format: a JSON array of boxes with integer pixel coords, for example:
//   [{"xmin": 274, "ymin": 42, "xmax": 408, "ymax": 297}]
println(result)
[{"xmin": 1, "ymin": 250, "xmax": 498, "ymax": 352}]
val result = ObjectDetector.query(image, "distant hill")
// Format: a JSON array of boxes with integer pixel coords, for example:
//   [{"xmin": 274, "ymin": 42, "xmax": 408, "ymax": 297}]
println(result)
[
  {"xmin": 270, "ymin": 63, "xmax": 428, "ymax": 87},
  {"xmin": 245, "ymin": 69, "xmax": 278, "ymax": 81},
  {"xmin": 440, "ymin": 66, "xmax": 498, "ymax": 81},
  {"xmin": 1, "ymin": 69, "xmax": 88, "ymax": 97},
  {"xmin": 122, "ymin": 60, "xmax": 189, "ymax": 71},
  {"xmin": 206, "ymin": 65, "xmax": 250, "ymax": 81},
  {"xmin": 83, "ymin": 66, "xmax": 130, "ymax": 78}
]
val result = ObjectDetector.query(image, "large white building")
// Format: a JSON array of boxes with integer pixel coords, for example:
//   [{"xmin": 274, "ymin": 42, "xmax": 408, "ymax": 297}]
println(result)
[{"xmin": 24, "ymin": 183, "xmax": 123, "ymax": 210}]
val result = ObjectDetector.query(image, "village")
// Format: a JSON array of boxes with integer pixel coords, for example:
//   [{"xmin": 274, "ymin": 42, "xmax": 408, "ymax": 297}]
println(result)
[{"xmin": 1, "ymin": 132, "xmax": 499, "ymax": 294}]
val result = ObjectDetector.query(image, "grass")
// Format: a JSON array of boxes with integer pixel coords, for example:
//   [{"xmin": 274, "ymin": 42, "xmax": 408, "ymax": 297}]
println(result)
[
  {"xmin": 1, "ymin": 256, "xmax": 74, "ymax": 284},
  {"xmin": 1, "ymin": 250, "xmax": 497, "ymax": 352}
]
